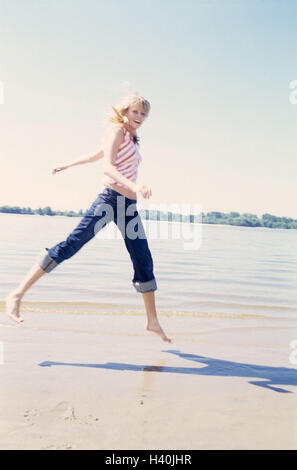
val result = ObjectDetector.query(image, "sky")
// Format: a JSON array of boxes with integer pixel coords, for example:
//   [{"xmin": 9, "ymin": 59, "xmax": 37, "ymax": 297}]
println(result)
[{"xmin": 0, "ymin": 0, "xmax": 296, "ymax": 218}]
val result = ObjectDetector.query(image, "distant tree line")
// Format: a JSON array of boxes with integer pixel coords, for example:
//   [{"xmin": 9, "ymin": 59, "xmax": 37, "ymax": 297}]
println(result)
[
  {"xmin": 0, "ymin": 205, "xmax": 84, "ymax": 218},
  {"xmin": 0, "ymin": 205, "xmax": 296, "ymax": 229},
  {"xmin": 139, "ymin": 210, "xmax": 297, "ymax": 229}
]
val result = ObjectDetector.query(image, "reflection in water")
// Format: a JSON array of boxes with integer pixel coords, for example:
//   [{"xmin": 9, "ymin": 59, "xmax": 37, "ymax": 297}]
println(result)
[{"xmin": 140, "ymin": 360, "xmax": 166, "ymax": 396}]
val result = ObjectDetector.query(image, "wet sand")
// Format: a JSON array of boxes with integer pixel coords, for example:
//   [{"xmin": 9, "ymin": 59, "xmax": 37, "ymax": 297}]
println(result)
[{"xmin": 0, "ymin": 307, "xmax": 297, "ymax": 450}]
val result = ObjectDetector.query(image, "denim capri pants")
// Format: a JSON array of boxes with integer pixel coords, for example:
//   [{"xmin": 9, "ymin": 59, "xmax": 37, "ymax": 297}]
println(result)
[{"xmin": 36, "ymin": 187, "xmax": 157, "ymax": 294}]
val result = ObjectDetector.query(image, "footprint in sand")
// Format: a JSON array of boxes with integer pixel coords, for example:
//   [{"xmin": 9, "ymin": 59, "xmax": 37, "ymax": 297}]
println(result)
[
  {"xmin": 42, "ymin": 444, "xmax": 75, "ymax": 450},
  {"xmin": 23, "ymin": 409, "xmax": 39, "ymax": 422},
  {"xmin": 23, "ymin": 401, "xmax": 99, "ymax": 437},
  {"xmin": 82, "ymin": 414, "xmax": 99, "ymax": 425},
  {"xmin": 51, "ymin": 401, "xmax": 78, "ymax": 422},
  {"xmin": 52, "ymin": 401, "xmax": 99, "ymax": 425}
]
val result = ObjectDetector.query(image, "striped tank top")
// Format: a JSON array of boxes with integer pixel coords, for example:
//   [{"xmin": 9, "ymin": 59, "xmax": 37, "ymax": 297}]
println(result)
[{"xmin": 103, "ymin": 126, "xmax": 142, "ymax": 190}]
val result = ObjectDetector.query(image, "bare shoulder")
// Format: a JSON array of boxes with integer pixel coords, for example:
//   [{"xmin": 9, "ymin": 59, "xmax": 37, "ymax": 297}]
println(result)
[
  {"xmin": 102, "ymin": 124, "xmax": 124, "ymax": 143},
  {"xmin": 110, "ymin": 123, "xmax": 124, "ymax": 135}
]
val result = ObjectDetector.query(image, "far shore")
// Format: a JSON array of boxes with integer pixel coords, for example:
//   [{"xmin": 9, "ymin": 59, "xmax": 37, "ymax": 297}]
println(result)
[{"xmin": 0, "ymin": 211, "xmax": 295, "ymax": 231}]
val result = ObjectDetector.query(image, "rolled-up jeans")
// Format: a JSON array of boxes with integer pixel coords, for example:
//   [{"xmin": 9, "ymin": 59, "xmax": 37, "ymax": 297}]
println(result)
[{"xmin": 36, "ymin": 188, "xmax": 157, "ymax": 293}]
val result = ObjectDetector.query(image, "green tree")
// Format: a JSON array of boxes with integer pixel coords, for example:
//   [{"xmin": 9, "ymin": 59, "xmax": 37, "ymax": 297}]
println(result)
[{"xmin": 43, "ymin": 206, "xmax": 53, "ymax": 216}]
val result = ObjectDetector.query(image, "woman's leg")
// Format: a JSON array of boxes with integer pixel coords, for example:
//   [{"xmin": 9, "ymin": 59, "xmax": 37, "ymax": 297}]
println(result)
[
  {"xmin": 115, "ymin": 197, "xmax": 172, "ymax": 342},
  {"xmin": 142, "ymin": 291, "xmax": 173, "ymax": 343},
  {"xmin": 6, "ymin": 192, "xmax": 113, "ymax": 323},
  {"xmin": 5, "ymin": 264, "xmax": 46, "ymax": 323}
]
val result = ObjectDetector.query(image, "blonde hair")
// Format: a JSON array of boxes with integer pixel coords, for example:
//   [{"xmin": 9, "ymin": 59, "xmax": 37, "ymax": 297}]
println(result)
[{"xmin": 109, "ymin": 94, "xmax": 151, "ymax": 124}]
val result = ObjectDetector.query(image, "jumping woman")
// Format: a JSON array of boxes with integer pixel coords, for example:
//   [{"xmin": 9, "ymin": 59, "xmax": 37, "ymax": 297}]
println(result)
[{"xmin": 5, "ymin": 94, "xmax": 172, "ymax": 342}]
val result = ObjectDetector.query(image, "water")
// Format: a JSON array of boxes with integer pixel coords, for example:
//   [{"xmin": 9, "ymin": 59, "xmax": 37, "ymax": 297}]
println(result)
[{"xmin": 0, "ymin": 213, "xmax": 296, "ymax": 319}]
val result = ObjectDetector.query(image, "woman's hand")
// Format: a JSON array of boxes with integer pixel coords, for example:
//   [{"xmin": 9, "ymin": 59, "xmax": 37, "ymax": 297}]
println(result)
[
  {"xmin": 52, "ymin": 165, "xmax": 69, "ymax": 175},
  {"xmin": 134, "ymin": 184, "xmax": 152, "ymax": 199}
]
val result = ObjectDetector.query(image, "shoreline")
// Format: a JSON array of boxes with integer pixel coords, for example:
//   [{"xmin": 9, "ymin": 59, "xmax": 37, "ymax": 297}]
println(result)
[{"xmin": 1, "ymin": 300, "xmax": 297, "ymax": 320}]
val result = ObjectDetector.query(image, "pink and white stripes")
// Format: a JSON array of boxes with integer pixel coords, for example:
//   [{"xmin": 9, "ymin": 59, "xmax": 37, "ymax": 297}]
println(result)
[{"xmin": 104, "ymin": 127, "xmax": 142, "ymax": 189}]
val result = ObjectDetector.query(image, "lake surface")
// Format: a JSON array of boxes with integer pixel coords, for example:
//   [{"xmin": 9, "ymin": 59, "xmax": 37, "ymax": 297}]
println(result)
[{"xmin": 0, "ymin": 213, "xmax": 296, "ymax": 319}]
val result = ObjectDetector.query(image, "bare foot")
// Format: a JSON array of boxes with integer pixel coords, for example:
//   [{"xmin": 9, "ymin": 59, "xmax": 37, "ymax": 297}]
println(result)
[
  {"xmin": 146, "ymin": 320, "xmax": 173, "ymax": 343},
  {"xmin": 5, "ymin": 291, "xmax": 24, "ymax": 323}
]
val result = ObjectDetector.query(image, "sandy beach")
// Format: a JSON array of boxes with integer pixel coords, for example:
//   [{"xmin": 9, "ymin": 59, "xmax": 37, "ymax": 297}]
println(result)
[{"xmin": 0, "ymin": 304, "xmax": 297, "ymax": 450}]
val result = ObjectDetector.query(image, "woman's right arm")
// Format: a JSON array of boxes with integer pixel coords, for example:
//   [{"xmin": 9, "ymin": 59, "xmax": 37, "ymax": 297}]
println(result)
[{"xmin": 52, "ymin": 148, "xmax": 104, "ymax": 174}]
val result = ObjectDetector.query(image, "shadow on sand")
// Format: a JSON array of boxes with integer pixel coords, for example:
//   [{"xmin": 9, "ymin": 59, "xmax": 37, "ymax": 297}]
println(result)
[{"xmin": 39, "ymin": 349, "xmax": 297, "ymax": 394}]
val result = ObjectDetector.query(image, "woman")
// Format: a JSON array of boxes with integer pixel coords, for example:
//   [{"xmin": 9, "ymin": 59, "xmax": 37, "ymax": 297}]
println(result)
[{"xmin": 5, "ymin": 94, "xmax": 172, "ymax": 343}]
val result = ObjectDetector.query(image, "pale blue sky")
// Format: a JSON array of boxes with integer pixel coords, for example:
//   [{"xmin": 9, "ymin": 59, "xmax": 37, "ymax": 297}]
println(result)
[{"xmin": 0, "ymin": 0, "xmax": 296, "ymax": 217}]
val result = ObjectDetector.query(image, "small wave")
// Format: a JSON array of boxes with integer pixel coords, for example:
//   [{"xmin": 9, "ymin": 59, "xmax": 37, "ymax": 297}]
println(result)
[{"xmin": 1, "ymin": 300, "xmax": 296, "ymax": 321}]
